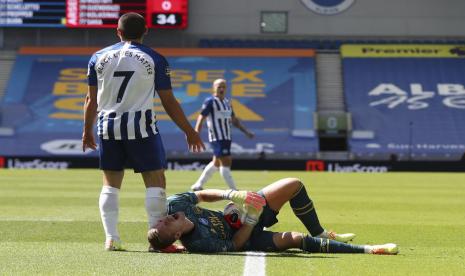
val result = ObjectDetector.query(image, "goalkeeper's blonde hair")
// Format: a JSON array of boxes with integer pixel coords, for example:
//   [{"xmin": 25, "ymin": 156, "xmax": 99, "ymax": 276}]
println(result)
[{"xmin": 147, "ymin": 228, "xmax": 176, "ymax": 251}]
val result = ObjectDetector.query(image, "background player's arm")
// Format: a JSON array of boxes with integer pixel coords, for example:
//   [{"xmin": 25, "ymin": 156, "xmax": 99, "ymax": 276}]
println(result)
[
  {"xmin": 231, "ymin": 114, "xmax": 254, "ymax": 139},
  {"xmin": 82, "ymin": 85, "xmax": 98, "ymax": 152},
  {"xmin": 194, "ymin": 114, "xmax": 206, "ymax": 133},
  {"xmin": 158, "ymin": 89, "xmax": 205, "ymax": 152},
  {"xmin": 195, "ymin": 99, "xmax": 212, "ymax": 134}
]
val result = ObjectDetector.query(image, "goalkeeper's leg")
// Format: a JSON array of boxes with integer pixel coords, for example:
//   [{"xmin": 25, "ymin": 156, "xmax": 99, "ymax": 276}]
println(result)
[
  {"xmin": 289, "ymin": 184, "xmax": 356, "ymax": 242},
  {"xmin": 261, "ymin": 178, "xmax": 324, "ymax": 236},
  {"xmin": 261, "ymin": 178, "xmax": 355, "ymax": 241},
  {"xmin": 271, "ymin": 232, "xmax": 397, "ymax": 254}
]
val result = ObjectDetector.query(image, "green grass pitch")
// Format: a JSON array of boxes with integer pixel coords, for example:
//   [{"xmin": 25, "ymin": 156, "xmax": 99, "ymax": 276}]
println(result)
[{"xmin": 1, "ymin": 169, "xmax": 465, "ymax": 275}]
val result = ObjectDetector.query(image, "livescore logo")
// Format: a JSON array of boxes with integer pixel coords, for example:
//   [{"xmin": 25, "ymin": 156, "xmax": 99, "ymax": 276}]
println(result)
[{"xmin": 306, "ymin": 160, "xmax": 389, "ymax": 173}]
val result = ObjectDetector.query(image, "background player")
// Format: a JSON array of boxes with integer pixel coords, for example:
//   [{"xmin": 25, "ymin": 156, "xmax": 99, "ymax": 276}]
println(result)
[
  {"xmin": 82, "ymin": 12, "xmax": 204, "ymax": 251},
  {"xmin": 191, "ymin": 78, "xmax": 254, "ymax": 191},
  {"xmin": 148, "ymin": 178, "xmax": 398, "ymax": 254}
]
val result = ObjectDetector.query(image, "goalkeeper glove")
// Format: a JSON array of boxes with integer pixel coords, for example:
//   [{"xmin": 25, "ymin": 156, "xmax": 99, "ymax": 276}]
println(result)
[
  {"xmin": 223, "ymin": 190, "xmax": 265, "ymax": 209},
  {"xmin": 243, "ymin": 203, "xmax": 263, "ymax": 226}
]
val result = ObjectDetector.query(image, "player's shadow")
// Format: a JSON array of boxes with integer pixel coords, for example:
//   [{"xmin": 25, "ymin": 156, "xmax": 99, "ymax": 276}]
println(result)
[
  {"xmin": 124, "ymin": 250, "xmax": 336, "ymax": 258},
  {"xmin": 214, "ymin": 251, "xmax": 337, "ymax": 259}
]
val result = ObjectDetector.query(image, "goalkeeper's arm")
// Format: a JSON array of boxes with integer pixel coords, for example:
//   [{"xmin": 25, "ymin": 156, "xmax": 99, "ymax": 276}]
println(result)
[
  {"xmin": 231, "ymin": 224, "xmax": 255, "ymax": 250},
  {"xmin": 194, "ymin": 189, "xmax": 231, "ymax": 203},
  {"xmin": 231, "ymin": 203, "xmax": 264, "ymax": 250},
  {"xmin": 194, "ymin": 189, "xmax": 265, "ymax": 250},
  {"xmin": 194, "ymin": 189, "xmax": 265, "ymax": 207}
]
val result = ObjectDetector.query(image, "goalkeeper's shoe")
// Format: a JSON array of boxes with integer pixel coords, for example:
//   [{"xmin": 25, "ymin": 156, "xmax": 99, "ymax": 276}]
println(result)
[
  {"xmin": 327, "ymin": 231, "xmax": 356, "ymax": 243},
  {"xmin": 370, "ymin": 243, "xmax": 399, "ymax": 255},
  {"xmin": 105, "ymin": 239, "xmax": 125, "ymax": 251}
]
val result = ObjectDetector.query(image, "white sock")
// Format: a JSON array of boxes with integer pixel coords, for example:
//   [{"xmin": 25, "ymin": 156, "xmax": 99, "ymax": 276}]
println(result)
[
  {"xmin": 364, "ymin": 245, "xmax": 372, "ymax": 253},
  {"xmin": 192, "ymin": 162, "xmax": 218, "ymax": 189},
  {"xmin": 99, "ymin": 186, "xmax": 120, "ymax": 241},
  {"xmin": 219, "ymin": 166, "xmax": 237, "ymax": 190},
  {"xmin": 145, "ymin": 187, "xmax": 167, "ymax": 228}
]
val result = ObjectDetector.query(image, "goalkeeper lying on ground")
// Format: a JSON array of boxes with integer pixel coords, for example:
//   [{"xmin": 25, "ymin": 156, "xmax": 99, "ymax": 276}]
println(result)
[{"xmin": 148, "ymin": 178, "xmax": 398, "ymax": 255}]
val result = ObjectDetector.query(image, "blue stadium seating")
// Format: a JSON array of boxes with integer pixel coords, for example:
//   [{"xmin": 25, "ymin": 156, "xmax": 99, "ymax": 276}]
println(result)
[{"xmin": 342, "ymin": 46, "xmax": 465, "ymax": 161}]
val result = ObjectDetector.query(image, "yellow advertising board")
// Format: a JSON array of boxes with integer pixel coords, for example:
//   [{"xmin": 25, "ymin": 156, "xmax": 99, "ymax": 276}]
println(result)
[{"xmin": 341, "ymin": 44, "xmax": 465, "ymax": 58}]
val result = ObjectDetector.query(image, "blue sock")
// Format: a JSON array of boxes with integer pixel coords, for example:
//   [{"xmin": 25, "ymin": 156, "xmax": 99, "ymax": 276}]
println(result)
[
  {"xmin": 290, "ymin": 183, "xmax": 324, "ymax": 236},
  {"xmin": 302, "ymin": 235, "xmax": 365, "ymax": 253}
]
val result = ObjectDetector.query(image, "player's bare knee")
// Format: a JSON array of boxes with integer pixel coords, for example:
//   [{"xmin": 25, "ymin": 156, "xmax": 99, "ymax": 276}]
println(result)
[
  {"xmin": 284, "ymin": 232, "xmax": 295, "ymax": 242},
  {"xmin": 286, "ymin": 232, "xmax": 301, "ymax": 242},
  {"xmin": 286, "ymin": 178, "xmax": 304, "ymax": 194},
  {"xmin": 274, "ymin": 232, "xmax": 303, "ymax": 249}
]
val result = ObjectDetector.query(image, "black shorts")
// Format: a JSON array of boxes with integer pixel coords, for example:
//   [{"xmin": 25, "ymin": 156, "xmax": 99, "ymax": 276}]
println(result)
[
  {"xmin": 210, "ymin": 140, "xmax": 231, "ymax": 157},
  {"xmin": 243, "ymin": 190, "xmax": 281, "ymax": 252},
  {"xmin": 98, "ymin": 134, "xmax": 167, "ymax": 173}
]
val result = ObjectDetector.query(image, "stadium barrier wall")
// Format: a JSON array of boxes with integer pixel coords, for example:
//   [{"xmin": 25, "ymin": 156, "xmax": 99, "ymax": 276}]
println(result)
[{"xmin": 1, "ymin": 156, "xmax": 465, "ymax": 172}]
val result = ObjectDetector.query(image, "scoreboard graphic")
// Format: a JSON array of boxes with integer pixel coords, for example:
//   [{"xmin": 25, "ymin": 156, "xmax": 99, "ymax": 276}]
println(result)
[{"xmin": 0, "ymin": 0, "xmax": 188, "ymax": 28}]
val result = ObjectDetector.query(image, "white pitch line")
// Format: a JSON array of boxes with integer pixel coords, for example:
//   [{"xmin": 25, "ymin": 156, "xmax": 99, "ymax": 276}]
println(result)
[{"xmin": 243, "ymin": 251, "xmax": 266, "ymax": 276}]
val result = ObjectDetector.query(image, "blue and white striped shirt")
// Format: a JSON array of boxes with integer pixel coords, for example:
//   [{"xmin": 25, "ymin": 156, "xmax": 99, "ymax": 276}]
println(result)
[
  {"xmin": 201, "ymin": 96, "xmax": 235, "ymax": 142},
  {"xmin": 87, "ymin": 41, "xmax": 171, "ymax": 140}
]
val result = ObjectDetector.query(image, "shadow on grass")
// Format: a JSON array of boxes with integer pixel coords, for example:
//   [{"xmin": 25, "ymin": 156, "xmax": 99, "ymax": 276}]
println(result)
[
  {"xmin": 121, "ymin": 249, "xmax": 337, "ymax": 259},
  {"xmin": 215, "ymin": 252, "xmax": 337, "ymax": 259}
]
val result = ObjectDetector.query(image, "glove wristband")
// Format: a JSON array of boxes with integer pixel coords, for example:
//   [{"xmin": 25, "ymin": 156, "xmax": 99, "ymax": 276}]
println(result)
[
  {"xmin": 244, "ymin": 215, "xmax": 258, "ymax": 226},
  {"xmin": 222, "ymin": 190, "xmax": 233, "ymax": 200}
]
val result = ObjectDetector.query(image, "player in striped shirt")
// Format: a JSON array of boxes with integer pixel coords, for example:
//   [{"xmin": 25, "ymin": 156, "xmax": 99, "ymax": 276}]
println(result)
[
  {"xmin": 82, "ymin": 12, "xmax": 204, "ymax": 251},
  {"xmin": 191, "ymin": 79, "xmax": 254, "ymax": 191}
]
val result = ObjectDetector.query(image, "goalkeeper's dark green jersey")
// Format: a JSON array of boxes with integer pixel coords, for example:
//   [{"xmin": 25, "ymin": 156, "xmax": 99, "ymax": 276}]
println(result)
[{"xmin": 167, "ymin": 192, "xmax": 236, "ymax": 252}]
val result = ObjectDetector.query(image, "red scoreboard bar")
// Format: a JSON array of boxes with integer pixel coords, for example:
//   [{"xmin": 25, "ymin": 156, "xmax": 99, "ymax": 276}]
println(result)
[
  {"xmin": 66, "ymin": 0, "xmax": 188, "ymax": 29},
  {"xmin": 148, "ymin": 0, "xmax": 188, "ymax": 29}
]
